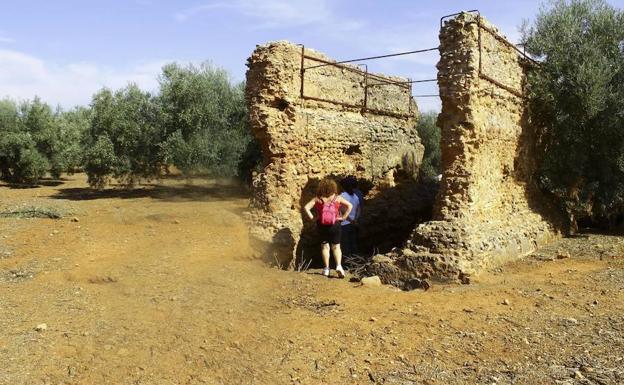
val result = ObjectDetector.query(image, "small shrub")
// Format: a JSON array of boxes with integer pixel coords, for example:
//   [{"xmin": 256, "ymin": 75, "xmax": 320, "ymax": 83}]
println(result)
[{"xmin": 0, "ymin": 205, "xmax": 65, "ymax": 219}]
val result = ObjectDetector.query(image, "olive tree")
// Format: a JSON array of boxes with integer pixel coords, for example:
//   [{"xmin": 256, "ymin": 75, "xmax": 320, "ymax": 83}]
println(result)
[
  {"xmin": 83, "ymin": 63, "xmax": 258, "ymax": 188},
  {"xmin": 84, "ymin": 85, "xmax": 164, "ymax": 188},
  {"xmin": 523, "ymin": 0, "xmax": 624, "ymax": 228},
  {"xmin": 57, "ymin": 106, "xmax": 91, "ymax": 174},
  {"xmin": 158, "ymin": 62, "xmax": 253, "ymax": 176},
  {"xmin": 0, "ymin": 98, "xmax": 86, "ymax": 184}
]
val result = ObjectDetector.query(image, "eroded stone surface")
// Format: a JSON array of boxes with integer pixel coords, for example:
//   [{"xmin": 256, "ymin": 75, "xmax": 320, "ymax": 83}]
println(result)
[
  {"xmin": 247, "ymin": 14, "xmax": 563, "ymax": 283},
  {"xmin": 369, "ymin": 13, "xmax": 563, "ymax": 287},
  {"xmin": 245, "ymin": 41, "xmax": 424, "ymax": 267}
]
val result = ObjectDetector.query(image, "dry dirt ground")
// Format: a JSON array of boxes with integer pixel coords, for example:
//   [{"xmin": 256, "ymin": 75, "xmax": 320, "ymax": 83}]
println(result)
[{"xmin": 1, "ymin": 174, "xmax": 623, "ymax": 385}]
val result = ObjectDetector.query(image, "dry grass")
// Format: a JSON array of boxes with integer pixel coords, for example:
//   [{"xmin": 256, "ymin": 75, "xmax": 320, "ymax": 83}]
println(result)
[{"xmin": 0, "ymin": 205, "xmax": 68, "ymax": 219}]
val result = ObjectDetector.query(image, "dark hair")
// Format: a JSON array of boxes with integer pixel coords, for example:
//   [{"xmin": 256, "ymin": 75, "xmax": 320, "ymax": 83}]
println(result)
[
  {"xmin": 317, "ymin": 178, "xmax": 338, "ymax": 198},
  {"xmin": 341, "ymin": 176, "xmax": 356, "ymax": 195}
]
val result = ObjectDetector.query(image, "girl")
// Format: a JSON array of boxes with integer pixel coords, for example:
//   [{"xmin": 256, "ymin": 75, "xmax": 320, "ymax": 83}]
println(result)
[{"xmin": 303, "ymin": 178, "xmax": 352, "ymax": 278}]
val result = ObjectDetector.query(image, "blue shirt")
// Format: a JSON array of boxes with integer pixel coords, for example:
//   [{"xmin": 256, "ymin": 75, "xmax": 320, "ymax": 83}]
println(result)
[
  {"xmin": 340, "ymin": 192, "xmax": 360, "ymax": 226},
  {"xmin": 354, "ymin": 188, "xmax": 364, "ymax": 206}
]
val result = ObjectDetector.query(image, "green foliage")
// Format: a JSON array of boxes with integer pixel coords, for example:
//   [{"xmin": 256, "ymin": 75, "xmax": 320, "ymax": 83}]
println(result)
[
  {"xmin": 57, "ymin": 107, "xmax": 91, "ymax": 174},
  {"xmin": 83, "ymin": 135, "xmax": 118, "ymax": 189},
  {"xmin": 85, "ymin": 85, "xmax": 164, "ymax": 187},
  {"xmin": 0, "ymin": 205, "xmax": 66, "ymax": 219},
  {"xmin": 238, "ymin": 136, "xmax": 263, "ymax": 184},
  {"xmin": 21, "ymin": 98, "xmax": 62, "ymax": 178},
  {"xmin": 416, "ymin": 111, "xmax": 441, "ymax": 179},
  {"xmin": 523, "ymin": 0, "xmax": 624, "ymax": 224},
  {"xmin": 14, "ymin": 147, "xmax": 49, "ymax": 183},
  {"xmin": 2, "ymin": 62, "xmax": 258, "ymax": 188},
  {"xmin": 0, "ymin": 98, "xmax": 87, "ymax": 184},
  {"xmin": 83, "ymin": 62, "xmax": 258, "ymax": 188},
  {"xmin": 158, "ymin": 63, "xmax": 254, "ymax": 176}
]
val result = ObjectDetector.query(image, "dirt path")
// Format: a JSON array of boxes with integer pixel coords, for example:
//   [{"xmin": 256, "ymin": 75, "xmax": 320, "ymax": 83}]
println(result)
[{"xmin": 1, "ymin": 175, "xmax": 623, "ymax": 385}]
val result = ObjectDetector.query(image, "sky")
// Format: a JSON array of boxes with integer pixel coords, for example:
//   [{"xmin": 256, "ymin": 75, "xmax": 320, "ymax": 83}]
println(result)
[{"xmin": 1, "ymin": 0, "xmax": 623, "ymax": 112}]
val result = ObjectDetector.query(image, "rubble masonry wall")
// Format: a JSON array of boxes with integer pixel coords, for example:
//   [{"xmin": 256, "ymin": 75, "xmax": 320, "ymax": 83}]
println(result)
[
  {"xmin": 409, "ymin": 13, "xmax": 562, "ymax": 274},
  {"xmin": 245, "ymin": 41, "xmax": 424, "ymax": 267}
]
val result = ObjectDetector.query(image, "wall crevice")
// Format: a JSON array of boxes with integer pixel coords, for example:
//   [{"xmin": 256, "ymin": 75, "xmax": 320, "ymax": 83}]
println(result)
[
  {"xmin": 245, "ymin": 41, "xmax": 425, "ymax": 268},
  {"xmin": 367, "ymin": 12, "xmax": 564, "ymax": 288},
  {"xmin": 246, "ymin": 13, "xmax": 562, "ymax": 282}
]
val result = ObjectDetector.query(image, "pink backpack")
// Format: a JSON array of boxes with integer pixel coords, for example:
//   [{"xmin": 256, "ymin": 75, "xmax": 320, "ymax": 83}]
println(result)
[{"xmin": 316, "ymin": 196, "xmax": 339, "ymax": 225}]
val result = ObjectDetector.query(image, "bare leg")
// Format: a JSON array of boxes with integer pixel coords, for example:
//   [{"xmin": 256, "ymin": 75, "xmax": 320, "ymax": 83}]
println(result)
[
  {"xmin": 330, "ymin": 243, "xmax": 342, "ymax": 267},
  {"xmin": 321, "ymin": 243, "xmax": 330, "ymax": 268}
]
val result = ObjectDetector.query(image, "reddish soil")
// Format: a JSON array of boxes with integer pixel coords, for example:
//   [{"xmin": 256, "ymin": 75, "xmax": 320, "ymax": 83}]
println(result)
[{"xmin": 1, "ymin": 174, "xmax": 622, "ymax": 385}]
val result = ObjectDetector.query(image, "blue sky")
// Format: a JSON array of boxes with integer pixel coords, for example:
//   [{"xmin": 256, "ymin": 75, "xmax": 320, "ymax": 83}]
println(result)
[{"xmin": 1, "ymin": 0, "xmax": 623, "ymax": 112}]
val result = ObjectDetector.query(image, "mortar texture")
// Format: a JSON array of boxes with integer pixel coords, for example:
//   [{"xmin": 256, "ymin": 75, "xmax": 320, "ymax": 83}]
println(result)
[
  {"xmin": 245, "ymin": 41, "xmax": 424, "ymax": 267},
  {"xmin": 368, "ymin": 13, "xmax": 564, "ymax": 286}
]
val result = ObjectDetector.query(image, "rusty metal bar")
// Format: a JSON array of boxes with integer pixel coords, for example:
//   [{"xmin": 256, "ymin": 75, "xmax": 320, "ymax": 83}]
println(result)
[
  {"xmin": 441, "ymin": 10, "xmax": 529, "ymax": 97},
  {"xmin": 408, "ymin": 78, "xmax": 412, "ymax": 115},
  {"xmin": 304, "ymin": 47, "xmax": 439, "ymax": 71},
  {"xmin": 441, "ymin": 9, "xmax": 536, "ymax": 64},
  {"xmin": 300, "ymin": 95, "xmax": 414, "ymax": 120},
  {"xmin": 478, "ymin": 14, "xmax": 483, "ymax": 75},
  {"xmin": 300, "ymin": 51, "xmax": 415, "ymax": 117},
  {"xmin": 409, "ymin": 78, "xmax": 438, "ymax": 84},
  {"xmin": 367, "ymin": 78, "xmax": 437, "ymax": 87},
  {"xmin": 474, "ymin": 14, "xmax": 526, "ymax": 97},
  {"xmin": 440, "ymin": 9, "xmax": 480, "ymax": 28},
  {"xmin": 299, "ymin": 49, "xmax": 427, "ymax": 117},
  {"xmin": 362, "ymin": 64, "xmax": 368, "ymax": 111},
  {"xmin": 476, "ymin": 20, "xmax": 538, "ymax": 64},
  {"xmin": 298, "ymin": 9, "xmax": 535, "ymax": 114},
  {"xmin": 299, "ymin": 44, "xmax": 305, "ymax": 99},
  {"xmin": 479, "ymin": 73, "xmax": 524, "ymax": 97},
  {"xmin": 302, "ymin": 54, "xmax": 406, "ymax": 88},
  {"xmin": 366, "ymin": 107, "xmax": 414, "ymax": 119},
  {"xmin": 301, "ymin": 95, "xmax": 362, "ymax": 110},
  {"xmin": 303, "ymin": 54, "xmax": 364, "ymax": 76}
]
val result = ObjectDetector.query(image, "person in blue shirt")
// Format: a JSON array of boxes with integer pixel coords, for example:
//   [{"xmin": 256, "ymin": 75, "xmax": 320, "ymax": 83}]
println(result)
[
  {"xmin": 339, "ymin": 176, "xmax": 361, "ymax": 266},
  {"xmin": 352, "ymin": 177, "xmax": 364, "ymax": 208}
]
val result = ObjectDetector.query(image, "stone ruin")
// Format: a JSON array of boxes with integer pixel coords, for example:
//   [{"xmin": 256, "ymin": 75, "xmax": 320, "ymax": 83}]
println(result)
[
  {"xmin": 245, "ymin": 12, "xmax": 563, "ymax": 284},
  {"xmin": 245, "ymin": 40, "xmax": 426, "ymax": 268}
]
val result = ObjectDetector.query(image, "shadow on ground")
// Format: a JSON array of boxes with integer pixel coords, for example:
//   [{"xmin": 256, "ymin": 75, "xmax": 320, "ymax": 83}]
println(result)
[
  {"xmin": 1, "ymin": 177, "xmax": 67, "ymax": 189},
  {"xmin": 293, "ymin": 174, "xmax": 438, "ymax": 269},
  {"xmin": 50, "ymin": 183, "xmax": 249, "ymax": 203}
]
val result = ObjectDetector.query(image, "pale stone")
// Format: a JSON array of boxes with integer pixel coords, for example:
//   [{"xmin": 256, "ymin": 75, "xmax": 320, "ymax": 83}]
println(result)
[
  {"xmin": 35, "ymin": 323, "xmax": 47, "ymax": 331},
  {"xmin": 361, "ymin": 276, "xmax": 382, "ymax": 287},
  {"xmin": 246, "ymin": 13, "xmax": 563, "ymax": 280},
  {"xmin": 413, "ymin": 13, "xmax": 562, "ymax": 274},
  {"xmin": 371, "ymin": 255, "xmax": 393, "ymax": 264},
  {"xmin": 245, "ymin": 41, "xmax": 423, "ymax": 267}
]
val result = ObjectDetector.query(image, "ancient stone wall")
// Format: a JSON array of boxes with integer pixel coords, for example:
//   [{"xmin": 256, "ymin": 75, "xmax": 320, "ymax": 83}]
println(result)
[
  {"xmin": 370, "ymin": 13, "xmax": 563, "ymax": 285},
  {"xmin": 245, "ymin": 41, "xmax": 424, "ymax": 267}
]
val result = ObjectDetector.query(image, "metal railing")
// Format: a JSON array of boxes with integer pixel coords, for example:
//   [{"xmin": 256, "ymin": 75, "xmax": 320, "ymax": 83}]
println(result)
[
  {"xmin": 296, "ymin": 9, "xmax": 535, "ymax": 116},
  {"xmin": 440, "ymin": 10, "xmax": 537, "ymax": 98},
  {"xmin": 298, "ymin": 45, "xmax": 438, "ymax": 119}
]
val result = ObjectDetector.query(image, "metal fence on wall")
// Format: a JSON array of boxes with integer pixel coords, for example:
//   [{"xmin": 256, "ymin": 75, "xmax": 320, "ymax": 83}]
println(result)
[{"xmin": 297, "ymin": 9, "xmax": 536, "ymax": 118}]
